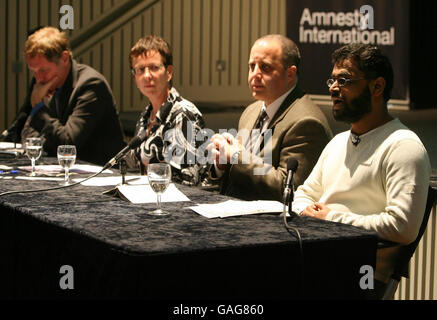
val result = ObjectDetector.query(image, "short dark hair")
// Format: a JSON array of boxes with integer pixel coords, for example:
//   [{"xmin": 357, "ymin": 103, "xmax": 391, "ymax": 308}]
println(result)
[
  {"xmin": 331, "ymin": 43, "xmax": 393, "ymax": 102},
  {"xmin": 129, "ymin": 35, "xmax": 172, "ymax": 69}
]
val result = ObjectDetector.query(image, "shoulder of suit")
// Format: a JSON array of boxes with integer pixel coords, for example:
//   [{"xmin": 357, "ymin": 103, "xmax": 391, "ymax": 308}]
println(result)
[
  {"xmin": 286, "ymin": 94, "xmax": 326, "ymax": 117},
  {"xmin": 242, "ymin": 100, "xmax": 262, "ymax": 114},
  {"xmin": 73, "ymin": 60, "xmax": 111, "ymax": 89}
]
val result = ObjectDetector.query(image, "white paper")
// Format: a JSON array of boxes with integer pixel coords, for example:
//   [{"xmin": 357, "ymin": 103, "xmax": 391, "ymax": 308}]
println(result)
[
  {"xmin": 115, "ymin": 183, "xmax": 190, "ymax": 204},
  {"xmin": 0, "ymin": 142, "xmax": 22, "ymax": 149},
  {"xmin": 74, "ymin": 175, "xmax": 148, "ymax": 186},
  {"xmin": 15, "ymin": 176, "xmax": 64, "ymax": 182},
  {"xmin": 18, "ymin": 164, "xmax": 113, "ymax": 175},
  {"xmin": 189, "ymin": 200, "xmax": 284, "ymax": 218}
]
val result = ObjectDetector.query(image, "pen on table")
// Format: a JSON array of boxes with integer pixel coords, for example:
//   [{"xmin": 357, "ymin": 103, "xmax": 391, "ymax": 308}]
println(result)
[
  {"xmin": 126, "ymin": 177, "xmax": 142, "ymax": 184},
  {"xmin": 0, "ymin": 170, "xmax": 19, "ymax": 175}
]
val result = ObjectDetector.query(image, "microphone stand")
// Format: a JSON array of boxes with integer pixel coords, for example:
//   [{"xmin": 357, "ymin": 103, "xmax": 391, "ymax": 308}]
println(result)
[
  {"xmin": 282, "ymin": 177, "xmax": 305, "ymax": 297},
  {"xmin": 120, "ymin": 159, "xmax": 127, "ymax": 185}
]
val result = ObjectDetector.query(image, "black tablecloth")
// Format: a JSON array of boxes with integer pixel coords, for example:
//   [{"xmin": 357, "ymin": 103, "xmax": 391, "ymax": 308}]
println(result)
[{"xmin": 0, "ymin": 157, "xmax": 377, "ymax": 299}]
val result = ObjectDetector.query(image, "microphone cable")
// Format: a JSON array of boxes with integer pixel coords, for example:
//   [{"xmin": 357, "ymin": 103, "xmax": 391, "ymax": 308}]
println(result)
[
  {"xmin": 0, "ymin": 131, "xmax": 146, "ymax": 198},
  {"xmin": 0, "ymin": 168, "xmax": 105, "ymax": 198},
  {"xmin": 283, "ymin": 202, "xmax": 305, "ymax": 297}
]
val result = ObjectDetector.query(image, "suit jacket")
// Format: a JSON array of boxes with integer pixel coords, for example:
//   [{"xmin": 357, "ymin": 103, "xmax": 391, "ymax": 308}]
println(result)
[
  {"xmin": 220, "ymin": 86, "xmax": 333, "ymax": 201},
  {"xmin": 21, "ymin": 59, "xmax": 126, "ymax": 166}
]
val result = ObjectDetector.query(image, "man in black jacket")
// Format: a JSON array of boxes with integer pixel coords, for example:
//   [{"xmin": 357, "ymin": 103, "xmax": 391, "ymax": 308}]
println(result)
[{"xmin": 4, "ymin": 26, "xmax": 125, "ymax": 166}]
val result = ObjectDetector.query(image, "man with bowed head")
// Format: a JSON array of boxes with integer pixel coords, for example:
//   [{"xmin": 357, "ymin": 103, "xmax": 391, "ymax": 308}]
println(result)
[
  {"xmin": 7, "ymin": 26, "xmax": 126, "ymax": 166},
  {"xmin": 292, "ymin": 43, "xmax": 431, "ymax": 298},
  {"xmin": 208, "ymin": 34, "xmax": 332, "ymax": 201}
]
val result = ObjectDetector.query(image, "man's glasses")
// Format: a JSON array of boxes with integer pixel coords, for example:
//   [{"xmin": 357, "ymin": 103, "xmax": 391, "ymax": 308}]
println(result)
[
  {"xmin": 326, "ymin": 77, "xmax": 366, "ymax": 88},
  {"xmin": 131, "ymin": 64, "xmax": 165, "ymax": 76}
]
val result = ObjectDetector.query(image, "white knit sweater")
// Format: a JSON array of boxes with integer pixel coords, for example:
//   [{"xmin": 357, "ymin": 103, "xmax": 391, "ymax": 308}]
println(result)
[{"xmin": 293, "ymin": 118, "xmax": 431, "ymax": 282}]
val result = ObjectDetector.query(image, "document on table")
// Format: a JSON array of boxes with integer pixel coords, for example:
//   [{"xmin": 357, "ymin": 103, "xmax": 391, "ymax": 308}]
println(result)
[
  {"xmin": 189, "ymin": 200, "xmax": 284, "ymax": 218},
  {"xmin": 103, "ymin": 183, "xmax": 190, "ymax": 204},
  {"xmin": 0, "ymin": 142, "xmax": 23, "ymax": 149},
  {"xmin": 0, "ymin": 142, "xmax": 24, "ymax": 159},
  {"xmin": 17, "ymin": 164, "xmax": 113, "ymax": 175},
  {"xmin": 75, "ymin": 175, "xmax": 148, "ymax": 186}
]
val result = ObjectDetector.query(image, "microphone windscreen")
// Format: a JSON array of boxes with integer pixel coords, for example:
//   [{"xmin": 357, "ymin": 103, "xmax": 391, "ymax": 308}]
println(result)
[
  {"xmin": 128, "ymin": 135, "xmax": 143, "ymax": 149},
  {"xmin": 287, "ymin": 158, "xmax": 298, "ymax": 172}
]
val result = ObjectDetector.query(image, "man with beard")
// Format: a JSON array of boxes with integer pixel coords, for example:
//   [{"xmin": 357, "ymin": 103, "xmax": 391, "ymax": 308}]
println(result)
[
  {"xmin": 292, "ymin": 43, "xmax": 431, "ymax": 299},
  {"xmin": 207, "ymin": 34, "xmax": 332, "ymax": 201}
]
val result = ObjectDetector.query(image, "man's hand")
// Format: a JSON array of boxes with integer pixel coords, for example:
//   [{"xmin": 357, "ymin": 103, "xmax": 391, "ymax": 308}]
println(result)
[
  {"xmin": 206, "ymin": 132, "xmax": 243, "ymax": 170},
  {"xmin": 301, "ymin": 202, "xmax": 331, "ymax": 220},
  {"xmin": 30, "ymin": 76, "xmax": 58, "ymax": 107}
]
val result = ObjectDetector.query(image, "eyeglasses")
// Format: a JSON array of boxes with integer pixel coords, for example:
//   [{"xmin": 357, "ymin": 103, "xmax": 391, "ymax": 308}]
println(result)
[
  {"xmin": 131, "ymin": 64, "xmax": 165, "ymax": 76},
  {"xmin": 326, "ymin": 77, "xmax": 366, "ymax": 88}
]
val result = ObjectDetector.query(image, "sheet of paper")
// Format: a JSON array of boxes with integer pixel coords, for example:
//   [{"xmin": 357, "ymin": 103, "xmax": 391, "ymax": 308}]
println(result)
[
  {"xmin": 189, "ymin": 200, "xmax": 284, "ymax": 218},
  {"xmin": 0, "ymin": 142, "xmax": 23, "ymax": 149},
  {"xmin": 75, "ymin": 175, "xmax": 148, "ymax": 187},
  {"xmin": 115, "ymin": 183, "xmax": 190, "ymax": 204},
  {"xmin": 15, "ymin": 176, "xmax": 64, "ymax": 182},
  {"xmin": 18, "ymin": 164, "xmax": 113, "ymax": 175}
]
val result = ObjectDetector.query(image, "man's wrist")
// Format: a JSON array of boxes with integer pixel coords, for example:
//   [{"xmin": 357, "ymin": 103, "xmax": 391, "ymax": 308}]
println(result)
[
  {"xmin": 230, "ymin": 149, "xmax": 242, "ymax": 164},
  {"xmin": 30, "ymin": 101, "xmax": 45, "ymax": 119}
]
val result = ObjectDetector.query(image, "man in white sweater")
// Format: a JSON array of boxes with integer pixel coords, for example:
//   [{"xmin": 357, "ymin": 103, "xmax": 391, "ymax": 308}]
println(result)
[{"xmin": 292, "ymin": 43, "xmax": 431, "ymax": 298}]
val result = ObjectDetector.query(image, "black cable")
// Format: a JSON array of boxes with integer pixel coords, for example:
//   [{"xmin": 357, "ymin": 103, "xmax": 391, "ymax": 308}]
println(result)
[
  {"xmin": 283, "ymin": 205, "xmax": 305, "ymax": 297},
  {"xmin": 0, "ymin": 169, "xmax": 104, "ymax": 197}
]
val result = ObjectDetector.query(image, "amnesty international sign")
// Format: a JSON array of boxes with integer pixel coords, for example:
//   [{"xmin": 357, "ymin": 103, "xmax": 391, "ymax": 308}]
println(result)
[{"xmin": 286, "ymin": 0, "xmax": 409, "ymax": 101}]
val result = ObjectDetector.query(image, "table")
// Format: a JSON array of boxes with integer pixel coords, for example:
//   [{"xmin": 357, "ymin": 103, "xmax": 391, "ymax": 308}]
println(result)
[{"xmin": 0, "ymin": 157, "xmax": 377, "ymax": 300}]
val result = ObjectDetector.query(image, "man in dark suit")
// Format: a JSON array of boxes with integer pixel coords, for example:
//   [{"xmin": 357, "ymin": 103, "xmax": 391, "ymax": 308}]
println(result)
[
  {"xmin": 7, "ymin": 26, "xmax": 125, "ymax": 166},
  {"xmin": 208, "ymin": 34, "xmax": 333, "ymax": 201}
]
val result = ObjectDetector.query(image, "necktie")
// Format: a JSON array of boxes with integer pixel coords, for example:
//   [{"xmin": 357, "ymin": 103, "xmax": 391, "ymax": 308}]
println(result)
[
  {"xmin": 248, "ymin": 107, "xmax": 268, "ymax": 153},
  {"xmin": 254, "ymin": 107, "xmax": 268, "ymax": 130}
]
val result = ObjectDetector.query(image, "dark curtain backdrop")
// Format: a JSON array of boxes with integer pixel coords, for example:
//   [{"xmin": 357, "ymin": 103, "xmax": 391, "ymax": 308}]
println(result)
[
  {"xmin": 286, "ymin": 0, "xmax": 409, "ymax": 101},
  {"xmin": 409, "ymin": 1, "xmax": 436, "ymax": 109}
]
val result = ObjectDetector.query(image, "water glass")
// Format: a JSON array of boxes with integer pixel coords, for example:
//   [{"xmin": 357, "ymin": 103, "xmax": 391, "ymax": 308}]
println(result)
[
  {"xmin": 147, "ymin": 163, "xmax": 171, "ymax": 216},
  {"xmin": 25, "ymin": 137, "xmax": 43, "ymax": 176},
  {"xmin": 57, "ymin": 145, "xmax": 77, "ymax": 185}
]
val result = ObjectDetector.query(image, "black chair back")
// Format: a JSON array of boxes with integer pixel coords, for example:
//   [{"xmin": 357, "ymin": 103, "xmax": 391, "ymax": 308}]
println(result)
[{"xmin": 392, "ymin": 186, "xmax": 436, "ymax": 281}]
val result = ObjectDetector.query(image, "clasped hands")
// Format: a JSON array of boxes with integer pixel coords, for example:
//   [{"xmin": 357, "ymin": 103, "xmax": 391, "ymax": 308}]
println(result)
[
  {"xmin": 206, "ymin": 132, "xmax": 244, "ymax": 170},
  {"xmin": 206, "ymin": 133, "xmax": 331, "ymax": 220}
]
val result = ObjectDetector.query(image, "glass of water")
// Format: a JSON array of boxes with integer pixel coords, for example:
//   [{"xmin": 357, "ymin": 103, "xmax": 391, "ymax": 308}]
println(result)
[
  {"xmin": 25, "ymin": 137, "xmax": 43, "ymax": 176},
  {"xmin": 147, "ymin": 163, "xmax": 171, "ymax": 216},
  {"xmin": 57, "ymin": 145, "xmax": 76, "ymax": 185}
]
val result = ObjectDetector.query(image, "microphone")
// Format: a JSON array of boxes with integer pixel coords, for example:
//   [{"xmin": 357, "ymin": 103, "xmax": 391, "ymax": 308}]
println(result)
[
  {"xmin": 1, "ymin": 112, "xmax": 29, "ymax": 142},
  {"xmin": 283, "ymin": 158, "xmax": 298, "ymax": 213},
  {"xmin": 103, "ymin": 132, "xmax": 146, "ymax": 170}
]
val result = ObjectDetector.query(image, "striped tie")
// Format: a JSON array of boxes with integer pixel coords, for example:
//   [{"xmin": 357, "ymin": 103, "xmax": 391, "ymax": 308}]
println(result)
[
  {"xmin": 249, "ymin": 107, "xmax": 268, "ymax": 154},
  {"xmin": 254, "ymin": 107, "xmax": 268, "ymax": 130}
]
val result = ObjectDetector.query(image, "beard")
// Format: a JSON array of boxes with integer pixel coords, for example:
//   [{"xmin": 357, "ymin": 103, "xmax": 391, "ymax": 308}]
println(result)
[{"xmin": 332, "ymin": 86, "xmax": 372, "ymax": 123}]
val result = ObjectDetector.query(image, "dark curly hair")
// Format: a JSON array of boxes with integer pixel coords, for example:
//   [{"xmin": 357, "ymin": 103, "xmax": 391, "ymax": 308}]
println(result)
[{"xmin": 332, "ymin": 43, "xmax": 394, "ymax": 102}]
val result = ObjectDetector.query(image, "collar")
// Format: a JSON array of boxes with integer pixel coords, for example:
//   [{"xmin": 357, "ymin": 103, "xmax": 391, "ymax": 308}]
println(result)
[
  {"xmin": 349, "ymin": 118, "xmax": 399, "ymax": 147},
  {"xmin": 146, "ymin": 87, "xmax": 181, "ymax": 123},
  {"xmin": 262, "ymin": 84, "xmax": 296, "ymax": 121}
]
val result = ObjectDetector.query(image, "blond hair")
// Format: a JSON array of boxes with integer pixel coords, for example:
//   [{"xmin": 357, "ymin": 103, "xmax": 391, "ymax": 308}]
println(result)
[{"xmin": 25, "ymin": 27, "xmax": 73, "ymax": 61}]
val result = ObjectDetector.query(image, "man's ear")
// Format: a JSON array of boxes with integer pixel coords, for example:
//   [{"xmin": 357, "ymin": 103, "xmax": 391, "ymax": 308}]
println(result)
[
  {"xmin": 287, "ymin": 65, "xmax": 297, "ymax": 83},
  {"xmin": 61, "ymin": 50, "xmax": 70, "ymax": 64},
  {"xmin": 371, "ymin": 77, "xmax": 385, "ymax": 97}
]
